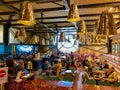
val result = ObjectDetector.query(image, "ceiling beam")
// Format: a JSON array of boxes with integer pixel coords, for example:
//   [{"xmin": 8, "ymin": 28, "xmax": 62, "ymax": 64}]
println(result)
[
  {"xmin": 0, "ymin": 12, "xmax": 120, "ymax": 22},
  {"xmin": 3, "ymin": 0, "xmax": 62, "ymax": 5},
  {"xmin": 0, "ymin": 0, "xmax": 19, "ymax": 13},
  {"xmin": 78, "ymin": 1, "xmax": 120, "ymax": 8}
]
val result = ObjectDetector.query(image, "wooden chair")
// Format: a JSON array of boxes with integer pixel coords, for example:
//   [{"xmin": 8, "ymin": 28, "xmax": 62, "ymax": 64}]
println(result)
[
  {"xmin": 114, "ymin": 82, "xmax": 120, "ymax": 87},
  {"xmin": 98, "ymin": 81, "xmax": 111, "ymax": 86},
  {"xmin": 85, "ymin": 79, "xmax": 96, "ymax": 85}
]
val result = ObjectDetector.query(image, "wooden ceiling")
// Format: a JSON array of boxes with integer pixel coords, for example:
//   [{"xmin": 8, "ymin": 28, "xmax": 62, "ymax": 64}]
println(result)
[{"xmin": 0, "ymin": 0, "xmax": 120, "ymax": 33}]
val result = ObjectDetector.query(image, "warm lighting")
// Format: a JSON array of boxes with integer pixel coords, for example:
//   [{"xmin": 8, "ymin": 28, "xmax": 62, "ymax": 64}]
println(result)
[
  {"xmin": 78, "ymin": 20, "xmax": 86, "ymax": 34},
  {"xmin": 97, "ymin": 11, "xmax": 117, "ymax": 37},
  {"xmin": 32, "ymin": 35, "xmax": 39, "ymax": 44},
  {"xmin": 17, "ymin": 1, "xmax": 36, "ymax": 25},
  {"xmin": 67, "ymin": 4, "xmax": 80, "ymax": 22},
  {"xmin": 41, "ymin": 38, "xmax": 45, "ymax": 45},
  {"xmin": 14, "ymin": 31, "xmax": 20, "ymax": 38},
  {"xmin": 19, "ymin": 28, "xmax": 27, "ymax": 38},
  {"xmin": 46, "ymin": 33, "xmax": 50, "ymax": 39},
  {"xmin": 45, "ymin": 40, "xmax": 49, "ymax": 45}
]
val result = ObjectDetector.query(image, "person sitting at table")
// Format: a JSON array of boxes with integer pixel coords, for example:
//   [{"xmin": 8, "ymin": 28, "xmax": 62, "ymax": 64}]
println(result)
[
  {"xmin": 82, "ymin": 66, "xmax": 90, "ymax": 83},
  {"xmin": 69, "ymin": 61, "xmax": 76, "ymax": 73},
  {"xmin": 54, "ymin": 59, "xmax": 62, "ymax": 77},
  {"xmin": 104, "ymin": 67, "xmax": 118, "ymax": 84},
  {"xmin": 7, "ymin": 59, "xmax": 18, "ymax": 81},
  {"xmin": 101, "ymin": 60, "xmax": 109, "ymax": 69},
  {"xmin": 41, "ymin": 60, "xmax": 49, "ymax": 71}
]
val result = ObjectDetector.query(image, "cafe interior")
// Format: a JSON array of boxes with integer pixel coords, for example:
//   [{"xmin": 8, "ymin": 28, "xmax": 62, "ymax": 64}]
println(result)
[{"xmin": 0, "ymin": 0, "xmax": 120, "ymax": 90}]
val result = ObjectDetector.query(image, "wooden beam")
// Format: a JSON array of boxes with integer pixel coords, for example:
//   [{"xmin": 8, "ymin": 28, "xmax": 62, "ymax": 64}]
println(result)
[
  {"xmin": 0, "ymin": 0, "xmax": 19, "ymax": 13},
  {"xmin": 3, "ymin": 0, "xmax": 62, "ymax": 5}
]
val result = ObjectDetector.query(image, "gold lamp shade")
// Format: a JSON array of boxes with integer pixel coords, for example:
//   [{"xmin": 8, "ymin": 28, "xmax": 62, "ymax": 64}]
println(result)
[
  {"xmin": 19, "ymin": 28, "xmax": 27, "ymax": 38},
  {"xmin": 45, "ymin": 40, "xmax": 49, "ymax": 45},
  {"xmin": 14, "ymin": 31, "xmax": 20, "ymax": 38},
  {"xmin": 32, "ymin": 35, "xmax": 39, "ymax": 44},
  {"xmin": 46, "ymin": 33, "xmax": 50, "ymax": 39},
  {"xmin": 17, "ymin": 1, "xmax": 36, "ymax": 25},
  {"xmin": 67, "ymin": 4, "xmax": 80, "ymax": 22},
  {"xmin": 97, "ymin": 11, "xmax": 117, "ymax": 36},
  {"xmin": 78, "ymin": 20, "xmax": 86, "ymax": 34}
]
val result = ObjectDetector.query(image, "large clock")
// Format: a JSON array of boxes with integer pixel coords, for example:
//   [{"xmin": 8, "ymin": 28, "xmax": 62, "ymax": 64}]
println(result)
[{"xmin": 58, "ymin": 33, "xmax": 78, "ymax": 53}]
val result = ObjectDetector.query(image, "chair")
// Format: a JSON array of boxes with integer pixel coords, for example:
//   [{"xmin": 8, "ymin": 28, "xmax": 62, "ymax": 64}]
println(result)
[
  {"xmin": 50, "ymin": 76, "xmax": 60, "ymax": 81},
  {"xmin": 63, "ymin": 76, "xmax": 73, "ymax": 82},
  {"xmin": 85, "ymin": 79, "xmax": 96, "ymax": 85},
  {"xmin": 98, "ymin": 81, "xmax": 111, "ymax": 86},
  {"xmin": 39, "ymin": 75, "xmax": 49, "ymax": 80},
  {"xmin": 114, "ymin": 82, "xmax": 120, "ymax": 87}
]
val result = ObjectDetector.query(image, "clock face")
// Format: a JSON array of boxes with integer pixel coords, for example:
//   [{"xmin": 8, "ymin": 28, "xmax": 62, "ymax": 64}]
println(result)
[{"xmin": 58, "ymin": 33, "xmax": 78, "ymax": 53}]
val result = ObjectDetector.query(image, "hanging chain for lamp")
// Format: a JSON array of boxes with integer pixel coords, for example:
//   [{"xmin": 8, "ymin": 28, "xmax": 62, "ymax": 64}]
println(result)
[
  {"xmin": 67, "ymin": 0, "xmax": 80, "ymax": 22},
  {"xmin": 17, "ymin": 0, "xmax": 36, "ymax": 25}
]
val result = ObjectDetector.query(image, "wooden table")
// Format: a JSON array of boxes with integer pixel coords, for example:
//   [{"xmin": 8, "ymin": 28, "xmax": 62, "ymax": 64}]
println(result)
[{"xmin": 72, "ymin": 83, "xmax": 120, "ymax": 90}]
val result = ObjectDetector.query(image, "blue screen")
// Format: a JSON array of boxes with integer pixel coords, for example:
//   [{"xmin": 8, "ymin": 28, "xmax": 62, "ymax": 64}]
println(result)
[
  {"xmin": 0, "ymin": 45, "xmax": 4, "ymax": 54},
  {"xmin": 16, "ymin": 45, "xmax": 35, "ymax": 54}
]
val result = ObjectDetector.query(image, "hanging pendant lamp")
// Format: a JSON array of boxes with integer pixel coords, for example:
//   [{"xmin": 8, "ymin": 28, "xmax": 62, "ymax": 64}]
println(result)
[
  {"xmin": 17, "ymin": 1, "xmax": 36, "ymax": 25},
  {"xmin": 19, "ymin": 28, "xmax": 27, "ymax": 38},
  {"xmin": 67, "ymin": 4, "xmax": 80, "ymax": 22},
  {"xmin": 32, "ymin": 35, "xmax": 39, "ymax": 44},
  {"xmin": 14, "ymin": 31, "xmax": 20, "ymax": 38},
  {"xmin": 42, "ymin": 38, "xmax": 45, "ymax": 45},
  {"xmin": 45, "ymin": 40, "xmax": 49, "ymax": 45},
  {"xmin": 46, "ymin": 33, "xmax": 50, "ymax": 39},
  {"xmin": 78, "ymin": 20, "xmax": 86, "ymax": 34},
  {"xmin": 97, "ymin": 11, "xmax": 117, "ymax": 37}
]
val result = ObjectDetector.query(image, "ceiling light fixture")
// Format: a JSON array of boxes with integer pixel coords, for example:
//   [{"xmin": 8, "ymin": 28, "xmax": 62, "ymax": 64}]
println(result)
[
  {"xmin": 17, "ymin": 0, "xmax": 36, "ymax": 25},
  {"xmin": 67, "ymin": 0, "xmax": 80, "ymax": 22}
]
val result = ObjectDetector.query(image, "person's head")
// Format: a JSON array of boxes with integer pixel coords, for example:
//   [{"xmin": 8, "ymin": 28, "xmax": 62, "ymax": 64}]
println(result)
[
  {"xmin": 84, "ymin": 66, "xmax": 88, "ymax": 72},
  {"xmin": 58, "ymin": 59, "xmax": 61, "ymax": 63},
  {"xmin": 108, "ymin": 67, "xmax": 114, "ymax": 72},
  {"xmin": 104, "ymin": 60, "xmax": 107, "ymax": 64},
  {"xmin": 45, "ymin": 60, "xmax": 48, "ymax": 64}
]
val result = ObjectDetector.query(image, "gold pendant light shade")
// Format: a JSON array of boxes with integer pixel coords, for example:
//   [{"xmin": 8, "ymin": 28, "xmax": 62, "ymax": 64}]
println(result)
[
  {"xmin": 97, "ymin": 11, "xmax": 117, "ymax": 36},
  {"xmin": 32, "ymin": 35, "xmax": 39, "ymax": 44},
  {"xmin": 17, "ymin": 1, "xmax": 36, "ymax": 25},
  {"xmin": 19, "ymin": 28, "xmax": 27, "ymax": 38},
  {"xmin": 78, "ymin": 20, "xmax": 86, "ymax": 34},
  {"xmin": 67, "ymin": 4, "xmax": 80, "ymax": 22},
  {"xmin": 14, "ymin": 31, "xmax": 20, "ymax": 38},
  {"xmin": 14, "ymin": 28, "xmax": 26, "ymax": 39}
]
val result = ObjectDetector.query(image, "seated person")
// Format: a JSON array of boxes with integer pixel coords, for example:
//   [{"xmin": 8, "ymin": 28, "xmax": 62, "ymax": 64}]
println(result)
[
  {"xmin": 69, "ymin": 61, "xmax": 76, "ymax": 72},
  {"xmin": 54, "ymin": 59, "xmax": 62, "ymax": 77},
  {"xmin": 7, "ymin": 59, "xmax": 18, "ymax": 81},
  {"xmin": 41, "ymin": 60, "xmax": 52, "ymax": 76},
  {"xmin": 102, "ymin": 60, "xmax": 109, "ymax": 69},
  {"xmin": 104, "ymin": 67, "xmax": 118, "ymax": 84},
  {"xmin": 41, "ymin": 60, "xmax": 49, "ymax": 71},
  {"xmin": 82, "ymin": 66, "xmax": 90, "ymax": 83}
]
